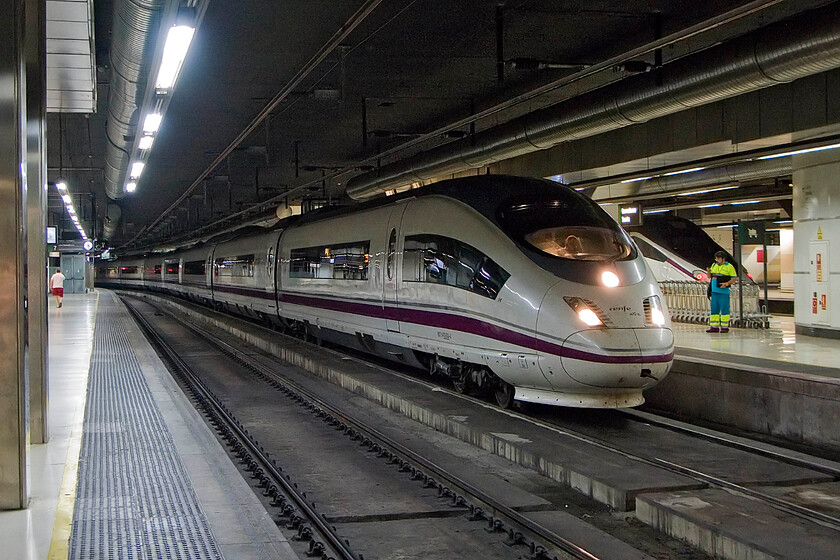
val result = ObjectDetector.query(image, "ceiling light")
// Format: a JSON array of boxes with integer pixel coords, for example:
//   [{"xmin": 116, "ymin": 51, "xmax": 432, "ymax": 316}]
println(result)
[
  {"xmin": 61, "ymin": 194, "xmax": 71, "ymax": 204},
  {"xmin": 67, "ymin": 206, "xmax": 76, "ymax": 215},
  {"xmin": 663, "ymin": 167, "xmax": 705, "ymax": 176},
  {"xmin": 138, "ymin": 135, "xmax": 154, "ymax": 150},
  {"xmin": 757, "ymin": 142, "xmax": 840, "ymax": 160},
  {"xmin": 774, "ymin": 220, "xmax": 792, "ymax": 224},
  {"xmin": 717, "ymin": 224, "xmax": 737, "ymax": 228},
  {"xmin": 676, "ymin": 185, "xmax": 738, "ymax": 197},
  {"xmin": 643, "ymin": 208, "xmax": 669, "ymax": 214},
  {"xmin": 730, "ymin": 200, "xmax": 760, "ymax": 205},
  {"xmin": 155, "ymin": 24, "xmax": 196, "ymax": 90},
  {"xmin": 620, "ymin": 176, "xmax": 652, "ymax": 183},
  {"xmin": 698, "ymin": 203, "xmax": 722, "ymax": 208},
  {"xmin": 130, "ymin": 162, "xmax": 145, "ymax": 178},
  {"xmin": 55, "ymin": 181, "xmax": 67, "ymax": 192},
  {"xmin": 143, "ymin": 113, "xmax": 162, "ymax": 133},
  {"xmin": 126, "ymin": 182, "xmax": 137, "ymax": 193}
]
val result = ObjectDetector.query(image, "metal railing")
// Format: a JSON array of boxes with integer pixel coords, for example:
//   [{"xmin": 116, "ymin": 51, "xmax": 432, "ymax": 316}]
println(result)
[{"xmin": 659, "ymin": 281, "xmax": 770, "ymax": 328}]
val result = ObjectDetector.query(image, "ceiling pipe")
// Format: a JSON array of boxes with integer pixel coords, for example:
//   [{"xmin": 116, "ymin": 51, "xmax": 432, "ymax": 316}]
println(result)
[
  {"xmin": 103, "ymin": 0, "xmax": 166, "ymax": 202},
  {"xmin": 103, "ymin": 204, "xmax": 123, "ymax": 240},
  {"xmin": 633, "ymin": 158, "xmax": 792, "ymax": 196},
  {"xmin": 346, "ymin": 2, "xmax": 840, "ymax": 200}
]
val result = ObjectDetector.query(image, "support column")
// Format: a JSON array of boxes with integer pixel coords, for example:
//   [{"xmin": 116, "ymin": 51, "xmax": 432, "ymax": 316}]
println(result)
[
  {"xmin": 26, "ymin": 0, "xmax": 48, "ymax": 444},
  {"xmin": 0, "ymin": 0, "xmax": 29, "ymax": 509},
  {"xmin": 792, "ymin": 148, "xmax": 840, "ymax": 338}
]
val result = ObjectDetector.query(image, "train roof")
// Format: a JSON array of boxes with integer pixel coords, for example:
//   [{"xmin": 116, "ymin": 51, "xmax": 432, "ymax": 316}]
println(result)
[
  {"xmin": 112, "ymin": 176, "xmax": 584, "ymax": 258},
  {"xmin": 292, "ymin": 175, "xmax": 581, "ymax": 227}
]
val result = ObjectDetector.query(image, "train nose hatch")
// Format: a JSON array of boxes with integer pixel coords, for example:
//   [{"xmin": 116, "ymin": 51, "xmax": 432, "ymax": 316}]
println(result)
[{"xmin": 557, "ymin": 328, "xmax": 674, "ymax": 388}]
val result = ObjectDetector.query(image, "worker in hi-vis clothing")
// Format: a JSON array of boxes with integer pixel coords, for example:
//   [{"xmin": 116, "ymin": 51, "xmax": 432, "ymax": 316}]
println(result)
[{"xmin": 706, "ymin": 250, "xmax": 738, "ymax": 333}]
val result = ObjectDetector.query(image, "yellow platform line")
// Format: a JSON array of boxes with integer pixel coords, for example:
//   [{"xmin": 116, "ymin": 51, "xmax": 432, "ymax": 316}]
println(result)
[{"xmin": 48, "ymin": 293, "xmax": 98, "ymax": 560}]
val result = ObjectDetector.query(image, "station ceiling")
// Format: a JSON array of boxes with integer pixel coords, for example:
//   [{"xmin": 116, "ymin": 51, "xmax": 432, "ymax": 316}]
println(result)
[{"xmin": 45, "ymin": 0, "xmax": 836, "ymax": 251}]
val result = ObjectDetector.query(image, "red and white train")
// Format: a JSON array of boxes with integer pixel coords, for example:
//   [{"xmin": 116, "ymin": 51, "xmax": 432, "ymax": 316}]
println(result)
[{"xmin": 97, "ymin": 175, "xmax": 673, "ymax": 408}]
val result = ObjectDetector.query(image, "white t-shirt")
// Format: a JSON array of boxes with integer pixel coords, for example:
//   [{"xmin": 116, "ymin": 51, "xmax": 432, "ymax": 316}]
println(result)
[{"xmin": 50, "ymin": 272, "xmax": 65, "ymax": 289}]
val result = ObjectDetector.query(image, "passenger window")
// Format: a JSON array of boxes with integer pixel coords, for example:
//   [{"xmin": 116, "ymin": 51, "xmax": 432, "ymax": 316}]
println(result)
[
  {"xmin": 387, "ymin": 229, "xmax": 397, "ymax": 281},
  {"xmin": 403, "ymin": 234, "xmax": 509, "ymax": 299}
]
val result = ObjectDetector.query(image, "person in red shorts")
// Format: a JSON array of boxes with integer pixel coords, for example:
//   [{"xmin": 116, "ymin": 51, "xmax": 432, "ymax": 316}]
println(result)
[{"xmin": 49, "ymin": 268, "xmax": 66, "ymax": 308}]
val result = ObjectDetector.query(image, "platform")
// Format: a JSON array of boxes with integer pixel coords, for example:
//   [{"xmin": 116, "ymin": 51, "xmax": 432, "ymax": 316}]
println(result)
[
  {"xmin": 645, "ymin": 315, "xmax": 840, "ymax": 453},
  {"xmin": 0, "ymin": 291, "xmax": 298, "ymax": 560}
]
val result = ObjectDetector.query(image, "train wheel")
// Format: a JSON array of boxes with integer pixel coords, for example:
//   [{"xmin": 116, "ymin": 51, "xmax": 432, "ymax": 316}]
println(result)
[
  {"xmin": 451, "ymin": 369, "xmax": 470, "ymax": 394},
  {"xmin": 493, "ymin": 379, "xmax": 515, "ymax": 409}
]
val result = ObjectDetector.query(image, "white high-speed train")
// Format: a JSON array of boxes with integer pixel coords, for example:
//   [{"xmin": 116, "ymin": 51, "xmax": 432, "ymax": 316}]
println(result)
[
  {"xmin": 626, "ymin": 214, "xmax": 754, "ymax": 284},
  {"xmin": 98, "ymin": 176, "xmax": 674, "ymax": 408}
]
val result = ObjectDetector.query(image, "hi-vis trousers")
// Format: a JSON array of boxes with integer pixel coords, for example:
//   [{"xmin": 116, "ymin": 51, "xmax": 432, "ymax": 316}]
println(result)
[{"xmin": 710, "ymin": 291, "xmax": 730, "ymax": 328}]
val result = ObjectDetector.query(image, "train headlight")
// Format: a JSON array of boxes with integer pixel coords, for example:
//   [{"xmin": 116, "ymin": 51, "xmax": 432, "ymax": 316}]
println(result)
[
  {"xmin": 564, "ymin": 296, "xmax": 604, "ymax": 327},
  {"xmin": 601, "ymin": 270, "xmax": 620, "ymax": 287},
  {"xmin": 578, "ymin": 308, "xmax": 602, "ymax": 327},
  {"xmin": 644, "ymin": 295, "xmax": 667, "ymax": 326}
]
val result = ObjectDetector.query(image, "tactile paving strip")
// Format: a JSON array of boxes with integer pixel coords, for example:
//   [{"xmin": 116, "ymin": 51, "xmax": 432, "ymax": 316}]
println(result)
[{"xmin": 70, "ymin": 295, "xmax": 222, "ymax": 559}]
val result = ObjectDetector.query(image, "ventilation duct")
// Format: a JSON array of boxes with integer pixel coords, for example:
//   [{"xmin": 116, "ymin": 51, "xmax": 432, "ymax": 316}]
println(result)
[
  {"xmin": 634, "ymin": 158, "xmax": 792, "ymax": 196},
  {"xmin": 103, "ymin": 204, "xmax": 123, "ymax": 240},
  {"xmin": 346, "ymin": 3, "xmax": 840, "ymax": 200},
  {"xmin": 103, "ymin": 0, "xmax": 165, "ymax": 203}
]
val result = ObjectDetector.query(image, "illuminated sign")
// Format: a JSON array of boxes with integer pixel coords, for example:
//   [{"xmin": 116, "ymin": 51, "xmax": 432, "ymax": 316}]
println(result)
[
  {"xmin": 46, "ymin": 226, "xmax": 56, "ymax": 244},
  {"xmin": 619, "ymin": 204, "xmax": 642, "ymax": 226}
]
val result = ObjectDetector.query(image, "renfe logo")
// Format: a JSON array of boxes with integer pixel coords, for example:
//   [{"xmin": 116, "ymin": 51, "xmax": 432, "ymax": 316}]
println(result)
[{"xmin": 748, "ymin": 228, "xmax": 757, "ymax": 237}]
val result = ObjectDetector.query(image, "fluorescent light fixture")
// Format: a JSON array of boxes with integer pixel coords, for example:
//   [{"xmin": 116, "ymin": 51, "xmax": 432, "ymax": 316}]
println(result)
[
  {"xmin": 730, "ymin": 200, "xmax": 760, "ymax": 205},
  {"xmin": 130, "ymin": 162, "xmax": 145, "ymax": 178},
  {"xmin": 698, "ymin": 203, "xmax": 722, "ymax": 208},
  {"xmin": 55, "ymin": 181, "xmax": 67, "ymax": 192},
  {"xmin": 143, "ymin": 113, "xmax": 162, "ymax": 133},
  {"xmin": 126, "ymin": 182, "xmax": 137, "ymax": 193},
  {"xmin": 61, "ymin": 194, "xmax": 72, "ymax": 204},
  {"xmin": 643, "ymin": 208, "xmax": 669, "ymax": 214},
  {"xmin": 138, "ymin": 135, "xmax": 155, "ymax": 150},
  {"xmin": 155, "ymin": 25, "xmax": 196, "ymax": 90},
  {"xmin": 757, "ymin": 142, "xmax": 840, "ymax": 160},
  {"xmin": 67, "ymin": 206, "xmax": 76, "ymax": 215},
  {"xmin": 676, "ymin": 185, "xmax": 738, "ymax": 196},
  {"xmin": 663, "ymin": 167, "xmax": 705, "ymax": 176},
  {"xmin": 774, "ymin": 220, "xmax": 792, "ymax": 224},
  {"xmin": 717, "ymin": 224, "xmax": 737, "ymax": 228},
  {"xmin": 620, "ymin": 176, "xmax": 652, "ymax": 183}
]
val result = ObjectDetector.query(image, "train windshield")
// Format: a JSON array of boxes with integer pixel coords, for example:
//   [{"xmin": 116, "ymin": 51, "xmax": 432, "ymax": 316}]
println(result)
[{"xmin": 500, "ymin": 196, "xmax": 635, "ymax": 262}]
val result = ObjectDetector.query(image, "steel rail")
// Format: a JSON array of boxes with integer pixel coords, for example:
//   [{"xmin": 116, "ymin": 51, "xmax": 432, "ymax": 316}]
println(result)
[
  {"xmin": 121, "ymin": 296, "xmax": 362, "ymax": 560},
  {"xmin": 124, "ymin": 290, "xmax": 840, "ymax": 540},
  {"xmin": 620, "ymin": 408, "xmax": 840, "ymax": 479},
  {"xmin": 152, "ymin": 298, "xmax": 605, "ymax": 560}
]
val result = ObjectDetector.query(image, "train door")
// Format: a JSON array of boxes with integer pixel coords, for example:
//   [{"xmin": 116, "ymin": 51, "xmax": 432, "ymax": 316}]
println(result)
[{"xmin": 383, "ymin": 205, "xmax": 408, "ymax": 333}]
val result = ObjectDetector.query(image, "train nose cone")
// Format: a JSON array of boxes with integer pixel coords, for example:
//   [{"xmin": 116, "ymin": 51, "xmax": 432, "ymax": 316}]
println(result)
[{"xmin": 560, "ymin": 328, "xmax": 674, "ymax": 388}]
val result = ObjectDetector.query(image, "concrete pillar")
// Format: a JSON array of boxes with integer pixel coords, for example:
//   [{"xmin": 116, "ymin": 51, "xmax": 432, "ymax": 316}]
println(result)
[
  {"xmin": 0, "ymin": 0, "xmax": 29, "ymax": 509},
  {"xmin": 26, "ymin": 0, "xmax": 48, "ymax": 444},
  {"xmin": 792, "ymin": 148, "xmax": 840, "ymax": 338}
]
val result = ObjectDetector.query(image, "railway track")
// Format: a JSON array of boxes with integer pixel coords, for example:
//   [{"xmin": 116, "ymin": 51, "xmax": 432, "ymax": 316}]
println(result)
[
  {"xmin": 121, "ymin": 291, "xmax": 840, "ymax": 559},
  {"xmin": 123, "ymin": 295, "xmax": 610, "ymax": 560}
]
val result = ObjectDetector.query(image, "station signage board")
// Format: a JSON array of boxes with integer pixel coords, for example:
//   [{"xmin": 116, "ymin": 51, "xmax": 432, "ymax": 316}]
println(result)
[
  {"xmin": 619, "ymin": 204, "xmax": 642, "ymax": 226},
  {"xmin": 739, "ymin": 220, "xmax": 766, "ymax": 244}
]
